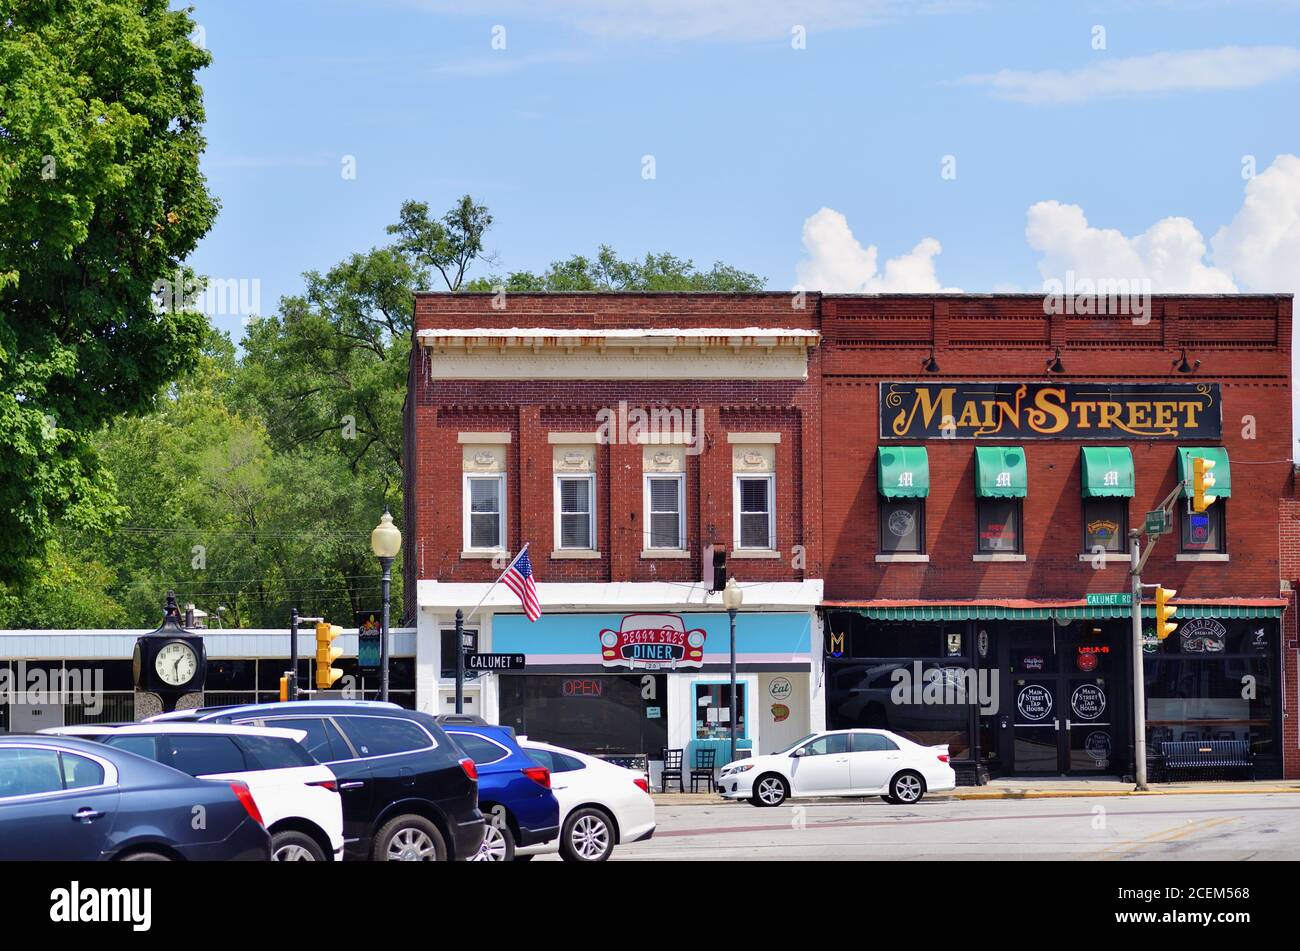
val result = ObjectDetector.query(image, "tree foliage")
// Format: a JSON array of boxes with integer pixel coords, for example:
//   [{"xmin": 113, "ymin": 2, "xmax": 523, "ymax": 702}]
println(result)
[
  {"xmin": 465, "ymin": 245, "xmax": 766, "ymax": 293},
  {"xmin": 0, "ymin": 0, "xmax": 218, "ymax": 582}
]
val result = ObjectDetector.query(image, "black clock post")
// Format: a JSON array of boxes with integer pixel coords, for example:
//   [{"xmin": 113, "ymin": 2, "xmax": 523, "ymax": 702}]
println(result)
[{"xmin": 133, "ymin": 592, "xmax": 208, "ymax": 718}]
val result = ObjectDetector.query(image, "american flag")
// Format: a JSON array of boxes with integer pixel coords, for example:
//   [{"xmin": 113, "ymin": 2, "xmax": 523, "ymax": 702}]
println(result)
[{"xmin": 503, "ymin": 545, "xmax": 541, "ymax": 622}]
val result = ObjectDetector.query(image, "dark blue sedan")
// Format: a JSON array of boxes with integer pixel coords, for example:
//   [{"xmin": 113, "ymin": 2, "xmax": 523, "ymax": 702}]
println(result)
[
  {"xmin": 0, "ymin": 735, "xmax": 270, "ymax": 861},
  {"xmin": 443, "ymin": 725, "xmax": 559, "ymax": 861}
]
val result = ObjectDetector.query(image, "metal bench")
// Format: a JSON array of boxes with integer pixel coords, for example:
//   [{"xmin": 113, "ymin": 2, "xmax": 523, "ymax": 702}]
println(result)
[{"xmin": 1160, "ymin": 739, "xmax": 1253, "ymax": 781}]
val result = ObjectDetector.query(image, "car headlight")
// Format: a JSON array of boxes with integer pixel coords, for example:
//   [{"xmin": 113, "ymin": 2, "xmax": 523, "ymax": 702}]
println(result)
[{"xmin": 727, "ymin": 763, "xmax": 755, "ymax": 774}]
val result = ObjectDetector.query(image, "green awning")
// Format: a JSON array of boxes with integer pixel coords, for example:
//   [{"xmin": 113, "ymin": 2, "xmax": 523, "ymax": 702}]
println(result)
[
  {"xmin": 828, "ymin": 604, "xmax": 1282, "ymax": 621},
  {"xmin": 878, "ymin": 447, "xmax": 929, "ymax": 498},
  {"xmin": 1081, "ymin": 447, "xmax": 1135, "ymax": 498},
  {"xmin": 1177, "ymin": 447, "xmax": 1232, "ymax": 498},
  {"xmin": 975, "ymin": 446, "xmax": 1027, "ymax": 498}
]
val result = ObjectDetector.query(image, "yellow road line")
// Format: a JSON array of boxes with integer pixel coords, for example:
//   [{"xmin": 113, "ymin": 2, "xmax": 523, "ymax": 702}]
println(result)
[{"xmin": 1100, "ymin": 815, "xmax": 1238, "ymax": 860}]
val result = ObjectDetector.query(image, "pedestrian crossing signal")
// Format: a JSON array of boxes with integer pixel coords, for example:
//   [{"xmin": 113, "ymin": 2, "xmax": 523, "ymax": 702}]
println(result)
[{"xmin": 315, "ymin": 622, "xmax": 344, "ymax": 689}]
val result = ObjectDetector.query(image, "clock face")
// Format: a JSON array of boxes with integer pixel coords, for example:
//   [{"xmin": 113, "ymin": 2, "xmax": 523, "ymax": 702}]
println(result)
[{"xmin": 155, "ymin": 641, "xmax": 198, "ymax": 687}]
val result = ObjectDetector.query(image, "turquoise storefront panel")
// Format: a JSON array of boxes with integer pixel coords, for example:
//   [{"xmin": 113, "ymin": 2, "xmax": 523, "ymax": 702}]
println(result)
[{"xmin": 493, "ymin": 611, "xmax": 811, "ymax": 660}]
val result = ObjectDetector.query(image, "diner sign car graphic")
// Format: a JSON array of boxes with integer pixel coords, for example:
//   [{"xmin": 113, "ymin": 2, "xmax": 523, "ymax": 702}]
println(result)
[{"xmin": 599, "ymin": 614, "xmax": 707, "ymax": 670}]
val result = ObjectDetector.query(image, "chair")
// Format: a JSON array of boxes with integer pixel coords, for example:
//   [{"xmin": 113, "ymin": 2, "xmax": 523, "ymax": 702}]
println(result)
[
  {"xmin": 660, "ymin": 748, "xmax": 684, "ymax": 793},
  {"xmin": 690, "ymin": 747, "xmax": 716, "ymax": 793}
]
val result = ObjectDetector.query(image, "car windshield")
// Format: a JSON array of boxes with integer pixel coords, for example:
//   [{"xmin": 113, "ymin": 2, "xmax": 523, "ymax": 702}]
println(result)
[{"xmin": 774, "ymin": 733, "xmax": 817, "ymax": 755}]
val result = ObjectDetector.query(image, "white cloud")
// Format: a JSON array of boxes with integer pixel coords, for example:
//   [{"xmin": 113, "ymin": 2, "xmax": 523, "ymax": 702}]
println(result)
[
  {"xmin": 1212, "ymin": 154, "xmax": 1300, "ymax": 293},
  {"xmin": 403, "ymin": 1, "xmax": 962, "ymax": 42},
  {"xmin": 1024, "ymin": 201, "xmax": 1237, "ymax": 293},
  {"xmin": 795, "ymin": 207, "xmax": 961, "ymax": 292},
  {"xmin": 961, "ymin": 46, "xmax": 1300, "ymax": 104}
]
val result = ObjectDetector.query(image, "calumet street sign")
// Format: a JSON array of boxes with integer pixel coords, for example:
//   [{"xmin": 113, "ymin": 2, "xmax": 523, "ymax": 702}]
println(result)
[
  {"xmin": 1085, "ymin": 593, "xmax": 1132, "ymax": 606},
  {"xmin": 464, "ymin": 653, "xmax": 526, "ymax": 671}
]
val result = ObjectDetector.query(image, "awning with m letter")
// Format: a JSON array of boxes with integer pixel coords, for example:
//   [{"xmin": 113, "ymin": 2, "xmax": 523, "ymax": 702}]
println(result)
[
  {"xmin": 1081, "ymin": 447, "xmax": 1135, "ymax": 498},
  {"xmin": 975, "ymin": 446, "xmax": 1027, "ymax": 498},
  {"xmin": 1177, "ymin": 447, "xmax": 1232, "ymax": 498},
  {"xmin": 877, "ymin": 447, "xmax": 929, "ymax": 498}
]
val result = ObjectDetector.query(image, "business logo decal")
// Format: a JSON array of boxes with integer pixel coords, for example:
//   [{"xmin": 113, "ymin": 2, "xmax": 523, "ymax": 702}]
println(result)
[{"xmin": 599, "ymin": 613, "xmax": 706, "ymax": 670}]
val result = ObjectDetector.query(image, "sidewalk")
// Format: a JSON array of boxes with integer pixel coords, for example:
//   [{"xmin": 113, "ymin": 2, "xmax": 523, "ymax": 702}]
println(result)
[{"xmin": 651, "ymin": 778, "xmax": 1300, "ymax": 806}]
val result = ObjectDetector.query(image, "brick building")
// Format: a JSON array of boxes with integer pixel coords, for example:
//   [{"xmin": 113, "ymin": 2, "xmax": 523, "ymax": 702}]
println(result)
[{"xmin": 404, "ymin": 291, "xmax": 1294, "ymax": 782}]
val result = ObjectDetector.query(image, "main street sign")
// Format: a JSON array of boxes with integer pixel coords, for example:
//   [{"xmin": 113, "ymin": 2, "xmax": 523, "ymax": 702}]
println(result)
[
  {"xmin": 880, "ymin": 382, "xmax": 1221, "ymax": 440},
  {"xmin": 464, "ymin": 653, "xmax": 526, "ymax": 671}
]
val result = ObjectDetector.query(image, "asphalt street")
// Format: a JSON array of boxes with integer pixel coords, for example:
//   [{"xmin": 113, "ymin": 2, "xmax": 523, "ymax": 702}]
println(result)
[{"xmin": 592, "ymin": 793, "xmax": 1300, "ymax": 861}]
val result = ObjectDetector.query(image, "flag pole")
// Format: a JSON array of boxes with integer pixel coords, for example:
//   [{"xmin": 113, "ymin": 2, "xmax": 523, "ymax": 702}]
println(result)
[{"xmin": 454, "ymin": 543, "xmax": 530, "ymax": 716}]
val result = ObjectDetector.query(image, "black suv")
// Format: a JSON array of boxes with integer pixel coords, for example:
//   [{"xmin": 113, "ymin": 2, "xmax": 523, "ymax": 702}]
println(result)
[{"xmin": 151, "ymin": 701, "xmax": 484, "ymax": 861}]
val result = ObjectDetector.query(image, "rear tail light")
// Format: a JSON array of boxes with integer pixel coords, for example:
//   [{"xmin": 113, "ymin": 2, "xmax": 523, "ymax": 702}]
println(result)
[
  {"xmin": 937, "ymin": 753, "xmax": 950, "ymax": 763},
  {"xmin": 522, "ymin": 765, "xmax": 551, "ymax": 789},
  {"xmin": 633, "ymin": 777, "xmax": 649, "ymax": 794},
  {"xmin": 230, "ymin": 781, "xmax": 264, "ymax": 826},
  {"xmin": 308, "ymin": 779, "xmax": 338, "ymax": 792},
  {"xmin": 459, "ymin": 757, "xmax": 478, "ymax": 781}
]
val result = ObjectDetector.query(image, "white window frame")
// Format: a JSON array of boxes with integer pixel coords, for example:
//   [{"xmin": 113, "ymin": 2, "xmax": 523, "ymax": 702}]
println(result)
[
  {"xmin": 644, "ymin": 473, "xmax": 686, "ymax": 551},
  {"xmin": 554, "ymin": 473, "xmax": 597, "ymax": 551},
  {"xmin": 462, "ymin": 473, "xmax": 506, "ymax": 552},
  {"xmin": 733, "ymin": 473, "xmax": 776, "ymax": 551}
]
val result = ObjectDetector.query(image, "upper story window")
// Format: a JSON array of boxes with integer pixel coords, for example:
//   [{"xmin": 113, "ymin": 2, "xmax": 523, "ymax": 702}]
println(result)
[
  {"xmin": 459, "ymin": 434, "xmax": 510, "ymax": 554},
  {"xmin": 1080, "ymin": 447, "xmax": 1134, "ymax": 555},
  {"xmin": 1177, "ymin": 448, "xmax": 1231, "ymax": 555},
  {"xmin": 642, "ymin": 444, "xmax": 686, "ymax": 552},
  {"xmin": 730, "ymin": 435, "xmax": 780, "ymax": 551},
  {"xmin": 551, "ymin": 440, "xmax": 598, "ymax": 554},
  {"xmin": 974, "ymin": 446, "xmax": 1027, "ymax": 555},
  {"xmin": 877, "ymin": 447, "xmax": 928, "ymax": 555},
  {"xmin": 1181, "ymin": 504, "xmax": 1226, "ymax": 553}
]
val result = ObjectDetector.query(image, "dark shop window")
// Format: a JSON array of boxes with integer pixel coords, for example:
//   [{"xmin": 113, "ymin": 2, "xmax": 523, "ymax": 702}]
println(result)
[
  {"xmin": 440, "ymin": 629, "xmax": 480, "ymax": 679},
  {"xmin": 1082, "ymin": 498, "xmax": 1128, "ymax": 553},
  {"xmin": 1181, "ymin": 504, "xmax": 1226, "ymax": 553},
  {"xmin": 879, "ymin": 498, "xmax": 925, "ymax": 553},
  {"xmin": 977, "ymin": 498, "xmax": 1022, "ymax": 553}
]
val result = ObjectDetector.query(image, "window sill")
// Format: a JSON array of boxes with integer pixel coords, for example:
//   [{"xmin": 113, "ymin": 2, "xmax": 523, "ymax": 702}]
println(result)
[
  {"xmin": 550, "ymin": 549, "xmax": 602, "ymax": 560},
  {"xmin": 1176, "ymin": 553, "xmax": 1230, "ymax": 562},
  {"xmin": 641, "ymin": 549, "xmax": 690, "ymax": 559},
  {"xmin": 730, "ymin": 549, "xmax": 782, "ymax": 559},
  {"xmin": 461, "ymin": 549, "xmax": 505, "ymax": 560},
  {"xmin": 1077, "ymin": 553, "xmax": 1130, "ymax": 564},
  {"xmin": 875, "ymin": 553, "xmax": 930, "ymax": 563},
  {"xmin": 972, "ymin": 553, "xmax": 1026, "ymax": 562}
]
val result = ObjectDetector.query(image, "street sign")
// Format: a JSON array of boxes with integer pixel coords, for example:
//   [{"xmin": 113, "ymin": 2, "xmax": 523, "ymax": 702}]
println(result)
[
  {"xmin": 464, "ymin": 653, "xmax": 526, "ymax": 671},
  {"xmin": 1144, "ymin": 509, "xmax": 1168, "ymax": 536},
  {"xmin": 461, "ymin": 633, "xmax": 476, "ymax": 650},
  {"xmin": 1085, "ymin": 593, "xmax": 1132, "ymax": 606}
]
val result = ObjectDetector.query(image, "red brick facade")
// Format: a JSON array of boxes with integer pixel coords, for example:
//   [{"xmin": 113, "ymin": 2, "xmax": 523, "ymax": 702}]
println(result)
[{"xmin": 404, "ymin": 291, "xmax": 1295, "ymax": 777}]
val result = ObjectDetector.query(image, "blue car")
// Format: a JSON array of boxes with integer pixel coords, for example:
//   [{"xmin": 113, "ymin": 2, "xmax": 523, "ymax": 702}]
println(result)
[
  {"xmin": 0, "ymin": 735, "xmax": 270, "ymax": 861},
  {"xmin": 442, "ymin": 724, "xmax": 559, "ymax": 861}
]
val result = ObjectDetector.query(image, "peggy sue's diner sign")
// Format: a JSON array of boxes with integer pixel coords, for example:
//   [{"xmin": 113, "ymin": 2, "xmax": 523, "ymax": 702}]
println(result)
[{"xmin": 880, "ymin": 382, "xmax": 1221, "ymax": 440}]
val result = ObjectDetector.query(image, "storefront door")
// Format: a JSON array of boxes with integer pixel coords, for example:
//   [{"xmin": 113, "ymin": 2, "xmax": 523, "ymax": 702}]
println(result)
[{"xmin": 1006, "ymin": 621, "xmax": 1123, "ymax": 775}]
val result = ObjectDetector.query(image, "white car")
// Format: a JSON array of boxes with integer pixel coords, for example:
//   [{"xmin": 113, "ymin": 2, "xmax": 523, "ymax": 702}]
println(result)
[
  {"xmin": 717, "ymin": 729, "xmax": 956, "ymax": 806},
  {"xmin": 43, "ymin": 723, "xmax": 344, "ymax": 861},
  {"xmin": 516, "ymin": 741, "xmax": 656, "ymax": 862}
]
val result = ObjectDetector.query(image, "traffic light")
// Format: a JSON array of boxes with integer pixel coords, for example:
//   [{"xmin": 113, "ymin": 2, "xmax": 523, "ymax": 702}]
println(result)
[
  {"xmin": 279, "ymin": 675, "xmax": 289, "ymax": 702},
  {"xmin": 1154, "ymin": 586, "xmax": 1178, "ymax": 641},
  {"xmin": 315, "ymin": 622, "xmax": 344, "ymax": 689},
  {"xmin": 1191, "ymin": 456, "xmax": 1217, "ymax": 513}
]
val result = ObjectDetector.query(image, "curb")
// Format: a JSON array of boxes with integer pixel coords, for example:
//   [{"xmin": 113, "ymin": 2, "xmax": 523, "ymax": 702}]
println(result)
[{"xmin": 651, "ymin": 785, "xmax": 1300, "ymax": 805}]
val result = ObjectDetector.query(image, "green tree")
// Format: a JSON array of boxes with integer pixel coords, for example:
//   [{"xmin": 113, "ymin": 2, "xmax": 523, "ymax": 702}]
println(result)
[
  {"xmin": 465, "ymin": 244, "xmax": 766, "ymax": 292},
  {"xmin": 0, "ymin": 0, "xmax": 219, "ymax": 582}
]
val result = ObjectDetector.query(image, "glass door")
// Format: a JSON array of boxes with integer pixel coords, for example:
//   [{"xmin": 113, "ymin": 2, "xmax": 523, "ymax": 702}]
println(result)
[
  {"xmin": 1065, "ymin": 677, "xmax": 1112, "ymax": 771},
  {"xmin": 1012, "ymin": 678, "xmax": 1059, "ymax": 773}
]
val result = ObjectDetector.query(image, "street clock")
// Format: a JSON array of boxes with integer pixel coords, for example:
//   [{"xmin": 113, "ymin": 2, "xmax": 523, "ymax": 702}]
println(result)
[{"xmin": 133, "ymin": 593, "xmax": 207, "ymax": 711}]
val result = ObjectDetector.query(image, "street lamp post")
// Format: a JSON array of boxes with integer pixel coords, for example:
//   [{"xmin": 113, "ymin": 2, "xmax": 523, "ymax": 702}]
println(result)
[
  {"xmin": 722, "ymin": 578, "xmax": 743, "ymax": 765},
  {"xmin": 369, "ymin": 509, "xmax": 402, "ymax": 703}
]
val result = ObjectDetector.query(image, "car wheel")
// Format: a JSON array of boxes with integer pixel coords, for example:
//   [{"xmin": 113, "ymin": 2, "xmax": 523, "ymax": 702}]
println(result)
[
  {"xmin": 750, "ymin": 774, "xmax": 788, "ymax": 807},
  {"xmin": 889, "ymin": 771, "xmax": 925, "ymax": 804},
  {"xmin": 472, "ymin": 819, "xmax": 516, "ymax": 862},
  {"xmin": 560, "ymin": 807, "xmax": 615, "ymax": 862},
  {"xmin": 120, "ymin": 851, "xmax": 170, "ymax": 861},
  {"xmin": 271, "ymin": 830, "xmax": 326, "ymax": 862},
  {"xmin": 374, "ymin": 815, "xmax": 447, "ymax": 861}
]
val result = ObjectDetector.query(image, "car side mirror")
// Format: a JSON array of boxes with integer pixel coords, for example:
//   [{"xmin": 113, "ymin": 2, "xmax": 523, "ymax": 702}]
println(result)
[{"xmin": 791, "ymin": 747, "xmax": 805, "ymax": 758}]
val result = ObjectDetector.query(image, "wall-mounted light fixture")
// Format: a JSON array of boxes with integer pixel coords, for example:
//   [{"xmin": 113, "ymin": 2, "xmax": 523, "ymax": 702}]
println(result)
[{"xmin": 1173, "ymin": 348, "xmax": 1200, "ymax": 373}]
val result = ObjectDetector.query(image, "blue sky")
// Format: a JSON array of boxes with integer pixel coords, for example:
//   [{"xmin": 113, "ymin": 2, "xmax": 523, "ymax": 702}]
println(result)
[{"xmin": 187, "ymin": 1, "xmax": 1299, "ymax": 340}]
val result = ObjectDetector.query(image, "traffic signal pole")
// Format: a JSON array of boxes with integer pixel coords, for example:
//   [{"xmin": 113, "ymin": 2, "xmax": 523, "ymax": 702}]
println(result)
[{"xmin": 1129, "ymin": 531, "xmax": 1148, "ymax": 790}]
